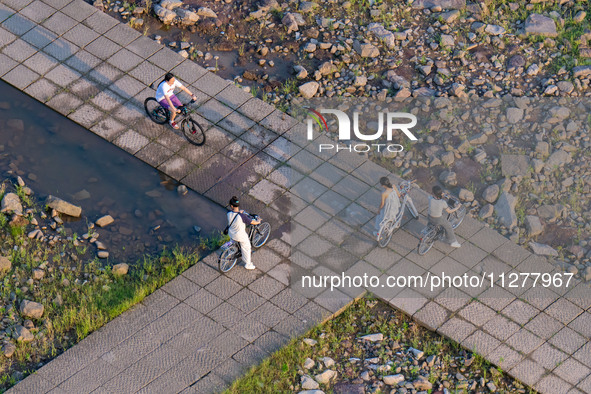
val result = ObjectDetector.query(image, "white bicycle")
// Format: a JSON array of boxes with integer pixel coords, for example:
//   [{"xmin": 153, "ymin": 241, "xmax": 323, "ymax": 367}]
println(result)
[{"xmin": 377, "ymin": 180, "xmax": 418, "ymax": 248}]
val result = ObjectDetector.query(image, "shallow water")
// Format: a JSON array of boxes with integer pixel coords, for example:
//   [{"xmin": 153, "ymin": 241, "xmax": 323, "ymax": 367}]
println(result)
[{"xmin": 0, "ymin": 80, "xmax": 226, "ymax": 261}]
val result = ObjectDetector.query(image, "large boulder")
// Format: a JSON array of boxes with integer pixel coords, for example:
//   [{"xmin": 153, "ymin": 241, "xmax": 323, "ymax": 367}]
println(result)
[
  {"xmin": 525, "ymin": 215, "xmax": 543, "ymax": 236},
  {"xmin": 573, "ymin": 65, "xmax": 591, "ymax": 78},
  {"xmin": 524, "ymin": 14, "xmax": 557, "ymax": 37},
  {"xmin": 494, "ymin": 192, "xmax": 517, "ymax": 228},
  {"xmin": 1, "ymin": 193, "xmax": 23, "ymax": 215},
  {"xmin": 46, "ymin": 195, "xmax": 82, "ymax": 217},
  {"xmin": 20, "ymin": 300, "xmax": 44, "ymax": 319},
  {"xmin": 353, "ymin": 41, "xmax": 379, "ymax": 58},
  {"xmin": 529, "ymin": 242, "xmax": 558, "ymax": 257},
  {"xmin": 299, "ymin": 82, "xmax": 319, "ymax": 98},
  {"xmin": 501, "ymin": 154, "xmax": 529, "ymax": 177},
  {"xmin": 367, "ymin": 23, "xmax": 396, "ymax": 49},
  {"xmin": 153, "ymin": 4, "xmax": 176, "ymax": 24},
  {"xmin": 545, "ymin": 149, "xmax": 571, "ymax": 168}
]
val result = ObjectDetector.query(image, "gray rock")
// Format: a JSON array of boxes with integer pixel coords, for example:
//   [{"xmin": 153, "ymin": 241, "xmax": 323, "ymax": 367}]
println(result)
[
  {"xmin": 96, "ymin": 215, "xmax": 114, "ymax": 227},
  {"xmin": 413, "ymin": 376, "xmax": 433, "ymax": 391},
  {"xmin": 439, "ymin": 170, "xmax": 457, "ymax": 186},
  {"xmin": 524, "ymin": 14, "xmax": 557, "ymax": 37},
  {"xmin": 440, "ymin": 34, "xmax": 454, "ymax": 47},
  {"xmin": 360, "ymin": 333, "xmax": 383, "ymax": 341},
  {"xmin": 409, "ymin": 347, "xmax": 425, "ymax": 359},
  {"xmin": 2, "ymin": 342, "xmax": 16, "ymax": 358},
  {"xmin": 573, "ymin": 65, "xmax": 591, "ymax": 78},
  {"xmin": 506, "ymin": 107, "xmax": 524, "ymax": 124},
  {"xmin": 440, "ymin": 10, "xmax": 460, "ymax": 23},
  {"xmin": 527, "ymin": 64, "xmax": 540, "ymax": 76},
  {"xmin": 98, "ymin": 251, "xmax": 109, "ymax": 259},
  {"xmin": 282, "ymin": 12, "xmax": 299, "ymax": 32},
  {"xmin": 485, "ymin": 24, "xmax": 505, "ymax": 35},
  {"xmin": 440, "ymin": 151, "xmax": 454, "ymax": 165},
  {"xmin": 160, "ymin": 0, "xmax": 182, "ymax": 10},
  {"xmin": 482, "ymin": 184, "xmax": 499, "ymax": 203},
  {"xmin": 112, "ymin": 263, "xmax": 129, "ymax": 276},
  {"xmin": 1, "ymin": 193, "xmax": 22, "ymax": 215},
  {"xmin": 197, "ymin": 7, "xmax": 217, "ymax": 18},
  {"xmin": 525, "ymin": 216, "xmax": 543, "ymax": 236},
  {"xmin": 315, "ymin": 370, "xmax": 336, "ymax": 384},
  {"xmin": 584, "ymin": 267, "xmax": 591, "ymax": 282},
  {"xmin": 298, "ymin": 391, "xmax": 325, "ymax": 394},
  {"xmin": 302, "ymin": 375, "xmax": 319, "ymax": 390},
  {"xmin": 494, "ymin": 192, "xmax": 517, "ymax": 228},
  {"xmin": 545, "ymin": 149, "xmax": 571, "ymax": 168},
  {"xmin": 507, "ymin": 55, "xmax": 526, "ymax": 70},
  {"xmin": 458, "ymin": 189, "xmax": 474, "ymax": 202},
  {"xmin": 299, "ymin": 82, "xmax": 319, "ymax": 98},
  {"xmin": 153, "ymin": 4, "xmax": 176, "ymax": 24},
  {"xmin": 13, "ymin": 325, "xmax": 34, "ymax": 343},
  {"xmin": 321, "ymin": 357, "xmax": 335, "ymax": 368},
  {"xmin": 479, "ymin": 204, "xmax": 494, "ymax": 219},
  {"xmin": 20, "ymin": 300, "xmax": 44, "ymax": 319},
  {"xmin": 175, "ymin": 8, "xmax": 199, "ymax": 25},
  {"xmin": 299, "ymin": 1, "xmax": 317, "ymax": 12},
  {"xmin": 303, "ymin": 357, "xmax": 315, "ymax": 369},
  {"xmin": 501, "ymin": 154, "xmax": 529, "ymax": 176},
  {"xmin": 384, "ymin": 71, "xmax": 410, "ymax": 89},
  {"xmin": 529, "ymin": 242, "xmax": 558, "ymax": 257},
  {"xmin": 556, "ymin": 81, "xmax": 574, "ymax": 94},
  {"xmin": 412, "ymin": 0, "xmax": 466, "ymax": 10},
  {"xmin": 353, "ymin": 41, "xmax": 379, "ymax": 58},
  {"xmin": 383, "ymin": 374, "xmax": 405, "ymax": 385},
  {"xmin": 303, "ymin": 338, "xmax": 317, "ymax": 346},
  {"xmin": 46, "ymin": 195, "xmax": 82, "ymax": 217},
  {"xmin": 367, "ymin": 23, "xmax": 395, "ymax": 49},
  {"xmin": 537, "ymin": 204, "xmax": 564, "ymax": 222},
  {"xmin": 0, "ymin": 255, "xmax": 12, "ymax": 274}
]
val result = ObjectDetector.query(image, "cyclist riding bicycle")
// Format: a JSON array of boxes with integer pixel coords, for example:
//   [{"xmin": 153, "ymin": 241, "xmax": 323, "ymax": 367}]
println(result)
[
  {"xmin": 428, "ymin": 185, "xmax": 461, "ymax": 248},
  {"xmin": 155, "ymin": 72, "xmax": 197, "ymax": 130},
  {"xmin": 374, "ymin": 177, "xmax": 400, "ymax": 237},
  {"xmin": 226, "ymin": 196, "xmax": 261, "ymax": 270}
]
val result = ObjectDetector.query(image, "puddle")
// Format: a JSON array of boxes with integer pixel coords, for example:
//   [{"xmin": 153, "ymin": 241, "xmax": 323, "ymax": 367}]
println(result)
[{"xmin": 0, "ymin": 80, "xmax": 226, "ymax": 261}]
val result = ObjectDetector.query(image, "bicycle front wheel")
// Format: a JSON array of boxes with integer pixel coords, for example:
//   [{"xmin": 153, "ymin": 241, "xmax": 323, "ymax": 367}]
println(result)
[
  {"xmin": 377, "ymin": 221, "xmax": 394, "ymax": 248},
  {"xmin": 252, "ymin": 222, "xmax": 271, "ymax": 248},
  {"xmin": 219, "ymin": 245, "xmax": 239, "ymax": 272},
  {"xmin": 406, "ymin": 198, "xmax": 418, "ymax": 219},
  {"xmin": 450, "ymin": 205, "xmax": 466, "ymax": 229},
  {"xmin": 182, "ymin": 118, "xmax": 206, "ymax": 146},
  {"xmin": 417, "ymin": 228, "xmax": 437, "ymax": 255},
  {"xmin": 144, "ymin": 97, "xmax": 169, "ymax": 124}
]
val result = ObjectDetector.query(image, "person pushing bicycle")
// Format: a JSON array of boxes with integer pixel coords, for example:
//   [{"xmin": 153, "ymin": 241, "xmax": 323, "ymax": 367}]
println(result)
[
  {"xmin": 374, "ymin": 177, "xmax": 401, "ymax": 237},
  {"xmin": 155, "ymin": 73, "xmax": 197, "ymax": 130},
  {"xmin": 226, "ymin": 196, "xmax": 260, "ymax": 270},
  {"xmin": 428, "ymin": 185, "xmax": 461, "ymax": 248}
]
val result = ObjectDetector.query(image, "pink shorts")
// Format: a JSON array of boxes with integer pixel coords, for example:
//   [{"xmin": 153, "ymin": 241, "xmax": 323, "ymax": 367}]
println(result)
[{"xmin": 158, "ymin": 94, "xmax": 182, "ymax": 109}]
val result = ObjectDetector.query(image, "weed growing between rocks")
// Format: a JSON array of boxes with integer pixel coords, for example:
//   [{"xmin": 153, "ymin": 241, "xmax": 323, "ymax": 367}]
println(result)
[
  {"xmin": 0, "ymin": 181, "xmax": 227, "ymax": 392},
  {"xmin": 226, "ymin": 297, "xmax": 532, "ymax": 393}
]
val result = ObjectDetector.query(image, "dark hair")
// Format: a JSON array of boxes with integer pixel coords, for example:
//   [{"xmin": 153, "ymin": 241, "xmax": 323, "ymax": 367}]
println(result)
[
  {"xmin": 379, "ymin": 177, "xmax": 392, "ymax": 188},
  {"xmin": 432, "ymin": 185, "xmax": 443, "ymax": 199},
  {"xmin": 229, "ymin": 196, "xmax": 240, "ymax": 207},
  {"xmin": 160, "ymin": 73, "xmax": 175, "ymax": 86}
]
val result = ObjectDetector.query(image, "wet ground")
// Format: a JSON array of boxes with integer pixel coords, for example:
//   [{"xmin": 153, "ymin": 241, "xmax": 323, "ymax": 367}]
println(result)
[{"xmin": 0, "ymin": 80, "xmax": 226, "ymax": 262}]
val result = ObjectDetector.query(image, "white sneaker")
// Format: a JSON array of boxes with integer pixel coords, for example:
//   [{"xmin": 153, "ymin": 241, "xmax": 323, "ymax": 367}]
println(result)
[
  {"xmin": 450, "ymin": 241, "xmax": 461, "ymax": 248},
  {"xmin": 245, "ymin": 264, "xmax": 256, "ymax": 270}
]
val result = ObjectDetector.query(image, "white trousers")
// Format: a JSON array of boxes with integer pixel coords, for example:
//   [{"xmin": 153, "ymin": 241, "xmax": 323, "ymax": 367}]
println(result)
[{"xmin": 234, "ymin": 232, "xmax": 252, "ymax": 266}]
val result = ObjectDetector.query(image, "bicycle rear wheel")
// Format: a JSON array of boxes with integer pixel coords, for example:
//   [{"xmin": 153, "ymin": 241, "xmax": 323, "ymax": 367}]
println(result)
[
  {"xmin": 219, "ymin": 244, "xmax": 239, "ymax": 272},
  {"xmin": 182, "ymin": 117, "xmax": 206, "ymax": 146},
  {"xmin": 252, "ymin": 222, "xmax": 271, "ymax": 248},
  {"xmin": 377, "ymin": 221, "xmax": 394, "ymax": 248},
  {"xmin": 417, "ymin": 228, "xmax": 437, "ymax": 255},
  {"xmin": 406, "ymin": 198, "xmax": 418, "ymax": 219},
  {"xmin": 144, "ymin": 97, "xmax": 169, "ymax": 124}
]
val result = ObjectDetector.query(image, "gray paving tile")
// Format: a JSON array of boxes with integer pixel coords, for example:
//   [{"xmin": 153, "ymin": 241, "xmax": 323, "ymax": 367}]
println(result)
[
  {"xmin": 554, "ymin": 357, "xmax": 591, "ymax": 385},
  {"xmin": 509, "ymin": 359, "xmax": 546, "ymax": 387},
  {"xmin": 45, "ymin": 63, "xmax": 80, "ymax": 85},
  {"xmin": 67, "ymin": 103, "xmax": 103, "ymax": 127},
  {"xmin": 190, "ymin": 373, "xmax": 227, "ymax": 394},
  {"xmin": 506, "ymin": 328, "xmax": 544, "ymax": 355},
  {"xmin": 126, "ymin": 35, "xmax": 162, "ymax": 58},
  {"xmin": 535, "ymin": 373, "xmax": 572, "ymax": 394},
  {"xmin": 526, "ymin": 312, "xmax": 564, "ymax": 340},
  {"xmin": 8, "ymin": 374, "xmax": 55, "ymax": 393},
  {"xmin": 109, "ymin": 74, "xmax": 145, "ymax": 99},
  {"xmin": 104, "ymin": 22, "xmax": 141, "ymax": 46},
  {"xmin": 62, "ymin": 22, "xmax": 98, "ymax": 47},
  {"xmin": 462, "ymin": 330, "xmax": 501, "ymax": 357},
  {"xmin": 23, "ymin": 50, "xmax": 58, "ymax": 74},
  {"xmin": 2, "ymin": 13, "xmax": 36, "ymax": 35},
  {"xmin": 85, "ymin": 35, "xmax": 120, "ymax": 60},
  {"xmin": 41, "ymin": 0, "xmax": 72, "ymax": 9},
  {"xmin": 147, "ymin": 48, "xmax": 184, "ymax": 72},
  {"xmin": 135, "ymin": 142, "xmax": 174, "ymax": 168},
  {"xmin": 487, "ymin": 343, "xmax": 523, "ymax": 371},
  {"xmin": 81, "ymin": 9, "xmax": 118, "ymax": 34},
  {"xmin": 502, "ymin": 299, "xmax": 539, "ymax": 325},
  {"xmin": 550, "ymin": 327, "xmax": 587, "ymax": 355},
  {"xmin": 24, "ymin": 77, "xmax": 58, "ymax": 102},
  {"xmin": 106, "ymin": 48, "xmax": 143, "ymax": 72},
  {"xmin": 129, "ymin": 60, "xmax": 165, "ymax": 86},
  {"xmin": 2, "ymin": 38, "xmax": 37, "ymax": 62},
  {"xmin": 42, "ymin": 10, "xmax": 77, "ymax": 35},
  {"xmin": 0, "ymin": 4, "xmax": 16, "ymax": 23},
  {"xmin": 437, "ymin": 317, "xmax": 476, "ymax": 343},
  {"xmin": 57, "ymin": 358, "xmax": 118, "ymax": 394},
  {"xmin": 0, "ymin": 27, "xmax": 17, "ymax": 48},
  {"xmin": 469, "ymin": 226, "xmax": 508, "ymax": 253},
  {"xmin": 64, "ymin": 49, "xmax": 101, "ymax": 73},
  {"xmin": 60, "ymin": 0, "xmax": 96, "ymax": 22},
  {"xmin": 20, "ymin": 24, "xmax": 57, "ymax": 49},
  {"xmin": 546, "ymin": 298, "xmax": 584, "ymax": 325},
  {"xmin": 260, "ymin": 109, "xmax": 298, "ymax": 134},
  {"xmin": 3, "ymin": 64, "xmax": 39, "ymax": 89},
  {"xmin": 45, "ymin": 91, "xmax": 82, "ymax": 115},
  {"xmin": 20, "ymin": 0, "xmax": 56, "ymax": 23},
  {"xmin": 42, "ymin": 37, "xmax": 78, "ymax": 60}
]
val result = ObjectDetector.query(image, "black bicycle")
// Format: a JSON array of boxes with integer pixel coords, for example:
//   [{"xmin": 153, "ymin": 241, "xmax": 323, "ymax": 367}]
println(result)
[
  {"xmin": 417, "ymin": 195, "xmax": 466, "ymax": 255},
  {"xmin": 144, "ymin": 98, "xmax": 206, "ymax": 146},
  {"xmin": 218, "ymin": 212, "xmax": 271, "ymax": 272}
]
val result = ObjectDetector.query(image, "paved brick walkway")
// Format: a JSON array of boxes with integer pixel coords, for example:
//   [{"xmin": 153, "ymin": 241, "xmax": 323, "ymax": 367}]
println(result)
[{"xmin": 2, "ymin": 1, "xmax": 591, "ymax": 393}]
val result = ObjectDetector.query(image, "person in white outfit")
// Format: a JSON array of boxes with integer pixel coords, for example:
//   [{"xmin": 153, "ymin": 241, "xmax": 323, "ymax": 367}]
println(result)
[
  {"xmin": 227, "ymin": 196, "xmax": 260, "ymax": 270},
  {"xmin": 373, "ymin": 177, "xmax": 400, "ymax": 237}
]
